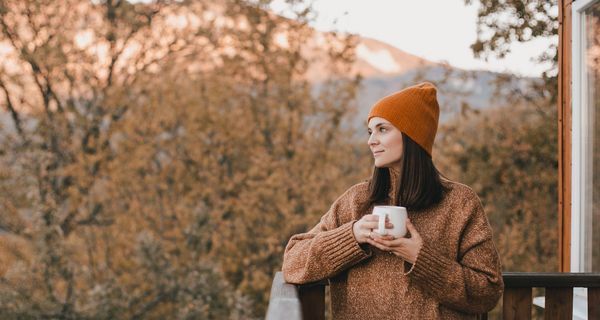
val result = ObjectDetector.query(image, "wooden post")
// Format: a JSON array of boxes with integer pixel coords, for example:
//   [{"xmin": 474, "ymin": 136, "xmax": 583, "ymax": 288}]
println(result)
[
  {"xmin": 589, "ymin": 287, "xmax": 600, "ymax": 320},
  {"xmin": 298, "ymin": 284, "xmax": 325, "ymax": 320},
  {"xmin": 558, "ymin": 0, "xmax": 574, "ymax": 273},
  {"xmin": 545, "ymin": 288, "xmax": 573, "ymax": 320},
  {"xmin": 502, "ymin": 287, "xmax": 532, "ymax": 320}
]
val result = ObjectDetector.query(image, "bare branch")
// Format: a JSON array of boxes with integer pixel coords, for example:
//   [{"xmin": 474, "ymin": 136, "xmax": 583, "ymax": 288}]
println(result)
[
  {"xmin": 131, "ymin": 287, "xmax": 179, "ymax": 320},
  {"xmin": 0, "ymin": 76, "xmax": 25, "ymax": 138}
]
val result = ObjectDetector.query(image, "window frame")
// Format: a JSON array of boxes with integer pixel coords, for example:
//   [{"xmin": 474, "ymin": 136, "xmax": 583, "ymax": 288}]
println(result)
[{"xmin": 571, "ymin": 0, "xmax": 599, "ymax": 272}]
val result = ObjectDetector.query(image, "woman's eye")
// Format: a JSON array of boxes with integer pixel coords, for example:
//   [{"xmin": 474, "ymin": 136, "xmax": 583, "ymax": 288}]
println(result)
[{"xmin": 379, "ymin": 127, "xmax": 387, "ymax": 132}]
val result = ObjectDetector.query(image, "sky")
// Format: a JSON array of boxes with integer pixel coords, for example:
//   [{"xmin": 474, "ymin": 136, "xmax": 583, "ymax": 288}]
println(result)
[{"xmin": 271, "ymin": 0, "xmax": 558, "ymax": 77}]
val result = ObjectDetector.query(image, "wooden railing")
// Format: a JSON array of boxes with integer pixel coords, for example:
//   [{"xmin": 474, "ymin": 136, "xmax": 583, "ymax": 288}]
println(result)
[
  {"xmin": 266, "ymin": 272, "xmax": 600, "ymax": 320},
  {"xmin": 501, "ymin": 272, "xmax": 600, "ymax": 319}
]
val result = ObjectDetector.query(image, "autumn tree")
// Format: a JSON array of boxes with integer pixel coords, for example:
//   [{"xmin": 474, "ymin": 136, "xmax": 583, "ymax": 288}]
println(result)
[
  {"xmin": 437, "ymin": 100, "xmax": 558, "ymax": 272},
  {"xmin": 466, "ymin": 0, "xmax": 559, "ymax": 100},
  {"xmin": 437, "ymin": 0, "xmax": 560, "ymax": 273},
  {"xmin": 0, "ymin": 0, "xmax": 363, "ymax": 318}
]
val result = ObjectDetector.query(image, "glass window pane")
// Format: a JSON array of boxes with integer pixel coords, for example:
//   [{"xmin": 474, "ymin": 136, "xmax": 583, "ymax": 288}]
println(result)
[{"xmin": 584, "ymin": 1, "xmax": 600, "ymax": 272}]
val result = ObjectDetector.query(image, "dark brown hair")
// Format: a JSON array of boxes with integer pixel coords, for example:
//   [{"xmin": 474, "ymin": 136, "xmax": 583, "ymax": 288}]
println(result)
[{"xmin": 364, "ymin": 134, "xmax": 447, "ymax": 212}]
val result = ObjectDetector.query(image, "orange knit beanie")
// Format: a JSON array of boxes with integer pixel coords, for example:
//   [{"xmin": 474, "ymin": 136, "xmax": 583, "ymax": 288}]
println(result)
[{"xmin": 367, "ymin": 82, "xmax": 440, "ymax": 156}]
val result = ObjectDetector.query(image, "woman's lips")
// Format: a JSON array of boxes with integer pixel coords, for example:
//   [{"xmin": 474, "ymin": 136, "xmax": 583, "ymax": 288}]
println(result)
[{"xmin": 373, "ymin": 151, "xmax": 383, "ymax": 157}]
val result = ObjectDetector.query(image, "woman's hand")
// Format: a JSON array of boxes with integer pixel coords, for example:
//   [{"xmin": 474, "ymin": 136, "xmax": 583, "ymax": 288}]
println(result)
[
  {"xmin": 367, "ymin": 219, "xmax": 423, "ymax": 264},
  {"xmin": 352, "ymin": 214, "xmax": 393, "ymax": 244}
]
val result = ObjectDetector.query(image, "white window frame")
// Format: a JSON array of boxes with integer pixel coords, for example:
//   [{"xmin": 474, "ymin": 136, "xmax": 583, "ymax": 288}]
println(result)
[{"xmin": 571, "ymin": 0, "xmax": 599, "ymax": 273}]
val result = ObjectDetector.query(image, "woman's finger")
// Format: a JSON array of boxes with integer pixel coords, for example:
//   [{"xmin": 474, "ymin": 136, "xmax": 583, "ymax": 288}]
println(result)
[
  {"xmin": 379, "ymin": 235, "xmax": 395, "ymax": 241},
  {"xmin": 361, "ymin": 215, "xmax": 379, "ymax": 222},
  {"xmin": 375, "ymin": 236, "xmax": 410, "ymax": 247},
  {"xmin": 366, "ymin": 239, "xmax": 391, "ymax": 251},
  {"xmin": 361, "ymin": 221, "xmax": 379, "ymax": 230},
  {"xmin": 370, "ymin": 232, "xmax": 385, "ymax": 240},
  {"xmin": 406, "ymin": 219, "xmax": 420, "ymax": 239}
]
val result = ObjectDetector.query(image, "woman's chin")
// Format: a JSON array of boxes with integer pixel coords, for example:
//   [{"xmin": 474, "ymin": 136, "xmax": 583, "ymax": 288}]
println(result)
[{"xmin": 373, "ymin": 162, "xmax": 389, "ymax": 168}]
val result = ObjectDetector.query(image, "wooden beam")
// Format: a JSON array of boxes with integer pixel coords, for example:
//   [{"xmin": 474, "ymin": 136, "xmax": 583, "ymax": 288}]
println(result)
[
  {"xmin": 557, "ymin": 0, "xmax": 573, "ymax": 273},
  {"xmin": 502, "ymin": 287, "xmax": 532, "ymax": 320},
  {"xmin": 266, "ymin": 272, "xmax": 303, "ymax": 320},
  {"xmin": 503, "ymin": 272, "xmax": 600, "ymax": 288}
]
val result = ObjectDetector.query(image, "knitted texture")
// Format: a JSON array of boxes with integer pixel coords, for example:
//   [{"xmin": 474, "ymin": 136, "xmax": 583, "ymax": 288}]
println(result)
[
  {"xmin": 282, "ymin": 174, "xmax": 503, "ymax": 319},
  {"xmin": 367, "ymin": 82, "xmax": 440, "ymax": 155}
]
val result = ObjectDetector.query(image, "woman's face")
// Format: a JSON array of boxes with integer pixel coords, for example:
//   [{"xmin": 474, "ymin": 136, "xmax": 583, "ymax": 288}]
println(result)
[{"xmin": 367, "ymin": 117, "xmax": 403, "ymax": 168}]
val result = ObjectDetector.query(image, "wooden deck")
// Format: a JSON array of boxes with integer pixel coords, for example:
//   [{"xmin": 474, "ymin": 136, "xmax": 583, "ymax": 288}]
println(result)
[{"xmin": 266, "ymin": 272, "xmax": 600, "ymax": 320}]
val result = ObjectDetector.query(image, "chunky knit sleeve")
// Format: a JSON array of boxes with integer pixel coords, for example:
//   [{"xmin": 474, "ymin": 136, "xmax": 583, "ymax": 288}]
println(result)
[
  {"xmin": 407, "ymin": 189, "xmax": 504, "ymax": 314},
  {"xmin": 282, "ymin": 184, "xmax": 372, "ymax": 284}
]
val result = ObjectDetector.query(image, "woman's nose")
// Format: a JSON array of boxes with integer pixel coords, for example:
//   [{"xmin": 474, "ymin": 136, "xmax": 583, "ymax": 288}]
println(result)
[{"xmin": 368, "ymin": 134, "xmax": 378, "ymax": 146}]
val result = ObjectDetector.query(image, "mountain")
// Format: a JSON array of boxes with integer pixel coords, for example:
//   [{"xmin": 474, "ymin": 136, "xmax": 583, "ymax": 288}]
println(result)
[
  {"xmin": 354, "ymin": 65, "xmax": 535, "ymax": 126},
  {"xmin": 306, "ymin": 32, "xmax": 536, "ymax": 132},
  {"xmin": 353, "ymin": 37, "xmax": 436, "ymax": 77},
  {"xmin": 305, "ymin": 35, "xmax": 437, "ymax": 82}
]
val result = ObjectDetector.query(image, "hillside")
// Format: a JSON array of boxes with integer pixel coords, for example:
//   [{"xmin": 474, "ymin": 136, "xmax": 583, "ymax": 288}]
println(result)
[{"xmin": 304, "ymin": 31, "xmax": 538, "ymax": 131}]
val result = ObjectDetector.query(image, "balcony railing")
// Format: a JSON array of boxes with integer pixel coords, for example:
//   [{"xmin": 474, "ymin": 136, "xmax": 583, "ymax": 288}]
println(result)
[{"xmin": 266, "ymin": 272, "xmax": 600, "ymax": 320}]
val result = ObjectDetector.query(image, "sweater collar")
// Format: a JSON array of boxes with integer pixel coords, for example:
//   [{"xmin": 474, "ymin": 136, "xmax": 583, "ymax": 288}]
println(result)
[{"xmin": 388, "ymin": 166, "xmax": 401, "ymax": 205}]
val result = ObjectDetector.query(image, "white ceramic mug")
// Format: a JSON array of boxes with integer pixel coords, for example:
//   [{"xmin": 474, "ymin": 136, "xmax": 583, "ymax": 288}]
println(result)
[{"xmin": 372, "ymin": 206, "xmax": 407, "ymax": 237}]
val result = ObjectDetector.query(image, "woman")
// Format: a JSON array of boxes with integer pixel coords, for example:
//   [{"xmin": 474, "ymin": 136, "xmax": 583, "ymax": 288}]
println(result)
[{"xmin": 282, "ymin": 82, "xmax": 503, "ymax": 319}]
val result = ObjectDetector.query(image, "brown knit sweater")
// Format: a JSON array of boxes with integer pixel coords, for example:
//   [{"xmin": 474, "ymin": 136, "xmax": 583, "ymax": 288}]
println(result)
[{"xmin": 282, "ymin": 176, "xmax": 503, "ymax": 319}]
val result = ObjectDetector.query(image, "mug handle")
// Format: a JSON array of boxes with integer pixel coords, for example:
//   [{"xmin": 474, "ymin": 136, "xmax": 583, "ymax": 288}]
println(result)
[{"xmin": 378, "ymin": 213, "xmax": 387, "ymax": 235}]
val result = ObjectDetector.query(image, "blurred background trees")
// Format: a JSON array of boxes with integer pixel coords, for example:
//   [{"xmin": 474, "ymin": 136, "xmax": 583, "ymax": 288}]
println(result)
[
  {"xmin": 437, "ymin": 101, "xmax": 558, "ymax": 272},
  {"xmin": 0, "ymin": 0, "xmax": 363, "ymax": 318},
  {"xmin": 0, "ymin": 0, "xmax": 560, "ymax": 318},
  {"xmin": 457, "ymin": 0, "xmax": 559, "ymax": 272}
]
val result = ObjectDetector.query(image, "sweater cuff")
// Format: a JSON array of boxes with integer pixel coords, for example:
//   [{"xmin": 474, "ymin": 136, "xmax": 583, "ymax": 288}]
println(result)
[
  {"xmin": 403, "ymin": 260, "xmax": 416, "ymax": 275},
  {"xmin": 319, "ymin": 220, "xmax": 371, "ymax": 271},
  {"xmin": 407, "ymin": 242, "xmax": 453, "ymax": 293}
]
